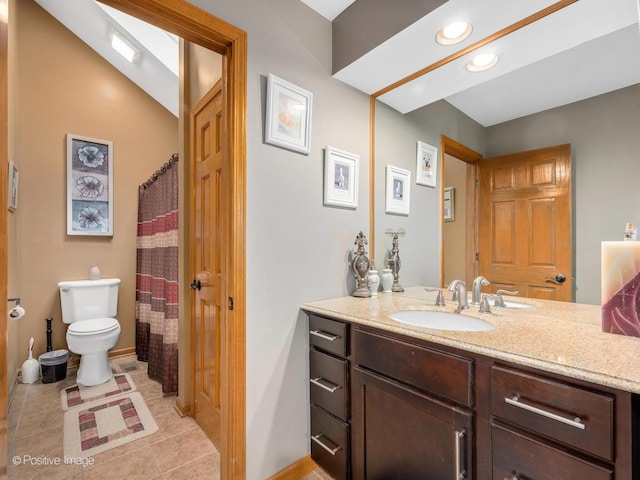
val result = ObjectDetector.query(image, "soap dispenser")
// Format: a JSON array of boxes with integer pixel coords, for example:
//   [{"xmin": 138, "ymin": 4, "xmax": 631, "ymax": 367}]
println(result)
[
  {"xmin": 381, "ymin": 260, "xmax": 394, "ymax": 293},
  {"xmin": 367, "ymin": 262, "xmax": 380, "ymax": 296}
]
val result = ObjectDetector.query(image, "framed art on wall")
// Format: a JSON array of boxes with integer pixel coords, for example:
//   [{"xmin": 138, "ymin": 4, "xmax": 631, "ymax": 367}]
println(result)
[
  {"xmin": 416, "ymin": 140, "xmax": 438, "ymax": 187},
  {"xmin": 8, "ymin": 160, "xmax": 18, "ymax": 212},
  {"xmin": 323, "ymin": 146, "xmax": 359, "ymax": 208},
  {"xmin": 444, "ymin": 186, "xmax": 455, "ymax": 221},
  {"xmin": 385, "ymin": 165, "xmax": 411, "ymax": 215},
  {"xmin": 265, "ymin": 73, "xmax": 313, "ymax": 154},
  {"xmin": 66, "ymin": 134, "xmax": 114, "ymax": 236}
]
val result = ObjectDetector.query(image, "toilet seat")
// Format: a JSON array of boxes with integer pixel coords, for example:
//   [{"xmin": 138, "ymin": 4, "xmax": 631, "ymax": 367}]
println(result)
[{"xmin": 68, "ymin": 317, "xmax": 119, "ymax": 336}]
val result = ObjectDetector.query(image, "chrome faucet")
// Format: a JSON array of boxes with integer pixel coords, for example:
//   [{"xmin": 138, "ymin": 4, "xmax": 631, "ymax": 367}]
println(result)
[
  {"xmin": 447, "ymin": 279, "xmax": 469, "ymax": 311},
  {"xmin": 471, "ymin": 275, "xmax": 490, "ymax": 305}
]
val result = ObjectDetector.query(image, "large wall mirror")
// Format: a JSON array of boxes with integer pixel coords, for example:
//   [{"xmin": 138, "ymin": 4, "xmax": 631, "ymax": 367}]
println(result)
[{"xmin": 369, "ymin": 0, "xmax": 640, "ymax": 305}]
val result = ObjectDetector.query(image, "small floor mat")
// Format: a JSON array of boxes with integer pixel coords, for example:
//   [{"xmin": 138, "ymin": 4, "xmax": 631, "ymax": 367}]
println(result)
[
  {"xmin": 63, "ymin": 392, "xmax": 158, "ymax": 459},
  {"xmin": 116, "ymin": 360, "xmax": 141, "ymax": 373},
  {"xmin": 61, "ymin": 373, "xmax": 136, "ymax": 410}
]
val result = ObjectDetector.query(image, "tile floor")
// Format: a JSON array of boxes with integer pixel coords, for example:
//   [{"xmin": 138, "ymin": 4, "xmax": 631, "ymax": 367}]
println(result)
[
  {"xmin": 8, "ymin": 354, "xmax": 333, "ymax": 480},
  {"xmin": 7, "ymin": 355, "xmax": 220, "ymax": 479}
]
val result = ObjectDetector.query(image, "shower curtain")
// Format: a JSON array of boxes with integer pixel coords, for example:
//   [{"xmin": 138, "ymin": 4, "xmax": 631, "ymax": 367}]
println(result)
[{"xmin": 136, "ymin": 154, "xmax": 179, "ymax": 394}]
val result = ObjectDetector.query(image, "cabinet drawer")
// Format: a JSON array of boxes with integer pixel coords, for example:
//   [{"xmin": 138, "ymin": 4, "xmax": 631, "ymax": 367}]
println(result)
[
  {"xmin": 310, "ymin": 349, "xmax": 349, "ymax": 421},
  {"xmin": 492, "ymin": 425, "xmax": 613, "ymax": 480},
  {"xmin": 311, "ymin": 404, "xmax": 349, "ymax": 480},
  {"xmin": 353, "ymin": 329, "xmax": 473, "ymax": 407},
  {"xmin": 309, "ymin": 314, "xmax": 349, "ymax": 357},
  {"xmin": 492, "ymin": 365, "xmax": 614, "ymax": 461}
]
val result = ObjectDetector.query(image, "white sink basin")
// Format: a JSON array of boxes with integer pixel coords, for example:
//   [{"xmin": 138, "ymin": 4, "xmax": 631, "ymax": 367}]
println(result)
[
  {"xmin": 389, "ymin": 311, "xmax": 495, "ymax": 332},
  {"xmin": 497, "ymin": 300, "xmax": 534, "ymax": 309}
]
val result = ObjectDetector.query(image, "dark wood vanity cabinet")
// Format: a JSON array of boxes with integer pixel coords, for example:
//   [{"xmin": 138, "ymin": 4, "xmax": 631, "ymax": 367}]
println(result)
[
  {"xmin": 308, "ymin": 314, "xmax": 351, "ymax": 480},
  {"xmin": 305, "ymin": 311, "xmax": 639, "ymax": 479},
  {"xmin": 489, "ymin": 364, "xmax": 636, "ymax": 480}
]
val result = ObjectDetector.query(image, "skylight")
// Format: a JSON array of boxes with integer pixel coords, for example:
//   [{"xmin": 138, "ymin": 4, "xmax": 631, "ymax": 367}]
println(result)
[{"xmin": 95, "ymin": 1, "xmax": 178, "ymax": 76}]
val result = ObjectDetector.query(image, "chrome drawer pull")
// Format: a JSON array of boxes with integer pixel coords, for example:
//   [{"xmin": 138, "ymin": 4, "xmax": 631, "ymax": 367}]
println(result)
[
  {"xmin": 311, "ymin": 433, "xmax": 341, "ymax": 455},
  {"xmin": 310, "ymin": 377, "xmax": 341, "ymax": 393},
  {"xmin": 310, "ymin": 330, "xmax": 339, "ymax": 341},
  {"xmin": 505, "ymin": 395, "xmax": 585, "ymax": 430},
  {"xmin": 455, "ymin": 429, "xmax": 466, "ymax": 480}
]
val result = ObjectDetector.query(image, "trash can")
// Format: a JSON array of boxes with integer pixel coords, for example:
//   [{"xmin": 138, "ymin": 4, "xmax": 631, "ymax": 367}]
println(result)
[{"xmin": 39, "ymin": 349, "xmax": 69, "ymax": 384}]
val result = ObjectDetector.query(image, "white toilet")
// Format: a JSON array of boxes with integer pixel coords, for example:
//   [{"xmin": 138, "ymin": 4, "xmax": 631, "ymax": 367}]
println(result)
[{"xmin": 58, "ymin": 278, "xmax": 121, "ymax": 386}]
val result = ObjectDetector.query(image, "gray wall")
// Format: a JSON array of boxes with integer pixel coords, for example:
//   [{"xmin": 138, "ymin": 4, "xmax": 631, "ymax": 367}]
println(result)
[
  {"xmin": 487, "ymin": 84, "xmax": 640, "ymax": 304},
  {"xmin": 374, "ymin": 99, "xmax": 485, "ymax": 287},
  {"xmin": 186, "ymin": 1, "xmax": 370, "ymax": 478},
  {"xmin": 185, "ymin": 2, "xmax": 638, "ymax": 476}
]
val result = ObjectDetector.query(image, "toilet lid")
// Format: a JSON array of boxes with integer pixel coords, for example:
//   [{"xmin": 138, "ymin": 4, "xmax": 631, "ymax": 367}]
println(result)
[{"xmin": 68, "ymin": 317, "xmax": 119, "ymax": 335}]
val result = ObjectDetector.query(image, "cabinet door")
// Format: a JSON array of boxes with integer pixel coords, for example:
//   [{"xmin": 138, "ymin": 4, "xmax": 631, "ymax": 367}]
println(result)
[{"xmin": 352, "ymin": 367, "xmax": 472, "ymax": 480}]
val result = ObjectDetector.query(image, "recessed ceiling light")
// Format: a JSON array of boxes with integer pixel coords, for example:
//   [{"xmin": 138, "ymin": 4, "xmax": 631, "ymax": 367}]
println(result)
[
  {"xmin": 436, "ymin": 21, "xmax": 472, "ymax": 46},
  {"xmin": 110, "ymin": 29, "xmax": 142, "ymax": 64},
  {"xmin": 466, "ymin": 53, "xmax": 498, "ymax": 72}
]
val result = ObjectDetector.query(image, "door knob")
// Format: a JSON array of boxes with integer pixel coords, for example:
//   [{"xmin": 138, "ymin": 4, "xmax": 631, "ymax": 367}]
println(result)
[
  {"xmin": 545, "ymin": 274, "xmax": 566, "ymax": 285},
  {"xmin": 190, "ymin": 279, "xmax": 202, "ymax": 290}
]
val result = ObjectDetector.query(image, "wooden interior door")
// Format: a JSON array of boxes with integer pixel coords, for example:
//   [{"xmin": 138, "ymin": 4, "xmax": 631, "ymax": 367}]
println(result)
[
  {"xmin": 478, "ymin": 144, "xmax": 572, "ymax": 301},
  {"xmin": 191, "ymin": 81, "xmax": 224, "ymax": 448}
]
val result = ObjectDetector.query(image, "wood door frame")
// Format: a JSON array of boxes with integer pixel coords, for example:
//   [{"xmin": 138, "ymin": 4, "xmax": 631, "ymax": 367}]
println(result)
[
  {"xmin": 72, "ymin": 1, "xmax": 246, "ymax": 477},
  {"xmin": 0, "ymin": 0, "xmax": 9, "ymax": 476},
  {"xmin": 440, "ymin": 136, "xmax": 483, "ymax": 288}
]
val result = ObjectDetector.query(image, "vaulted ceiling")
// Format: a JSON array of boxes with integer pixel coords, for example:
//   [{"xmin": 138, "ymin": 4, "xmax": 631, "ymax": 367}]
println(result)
[{"xmin": 36, "ymin": 0, "xmax": 640, "ymax": 127}]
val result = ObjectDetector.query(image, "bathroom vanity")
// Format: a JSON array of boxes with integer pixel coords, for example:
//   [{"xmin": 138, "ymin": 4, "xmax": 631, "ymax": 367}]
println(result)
[{"xmin": 303, "ymin": 287, "xmax": 640, "ymax": 479}]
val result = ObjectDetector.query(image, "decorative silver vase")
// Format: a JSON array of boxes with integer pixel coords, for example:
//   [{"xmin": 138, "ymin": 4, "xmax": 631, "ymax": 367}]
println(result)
[
  {"xmin": 351, "ymin": 231, "xmax": 372, "ymax": 297},
  {"xmin": 386, "ymin": 229, "xmax": 405, "ymax": 292}
]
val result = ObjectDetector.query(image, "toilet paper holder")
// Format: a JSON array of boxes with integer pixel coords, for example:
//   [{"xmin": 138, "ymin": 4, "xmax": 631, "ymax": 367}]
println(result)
[{"xmin": 8, "ymin": 297, "xmax": 24, "ymax": 320}]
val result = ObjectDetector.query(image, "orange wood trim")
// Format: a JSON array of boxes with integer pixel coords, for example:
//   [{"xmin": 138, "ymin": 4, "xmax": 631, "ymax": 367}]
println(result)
[
  {"xmin": 174, "ymin": 397, "xmax": 192, "ymax": 417},
  {"xmin": 439, "ymin": 137, "xmax": 446, "ymax": 288},
  {"xmin": 369, "ymin": 96, "xmax": 376, "ymax": 257},
  {"xmin": 99, "ymin": 2, "xmax": 247, "ymax": 478},
  {"xmin": 372, "ymin": 0, "xmax": 578, "ymax": 98},
  {"xmin": 441, "ymin": 135, "xmax": 483, "ymax": 164},
  {"xmin": 108, "ymin": 347, "xmax": 137, "ymax": 359},
  {"xmin": 268, "ymin": 455, "xmax": 318, "ymax": 480},
  {"xmin": 99, "ymin": 0, "xmax": 244, "ymax": 55},
  {"xmin": 465, "ymin": 164, "xmax": 478, "ymax": 283},
  {"xmin": 225, "ymin": 30, "xmax": 248, "ymax": 480},
  {"xmin": 0, "ymin": 1, "xmax": 9, "ymax": 476}
]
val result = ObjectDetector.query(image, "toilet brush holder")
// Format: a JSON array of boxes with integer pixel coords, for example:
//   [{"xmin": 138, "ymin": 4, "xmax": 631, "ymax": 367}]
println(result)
[{"xmin": 21, "ymin": 337, "xmax": 40, "ymax": 384}]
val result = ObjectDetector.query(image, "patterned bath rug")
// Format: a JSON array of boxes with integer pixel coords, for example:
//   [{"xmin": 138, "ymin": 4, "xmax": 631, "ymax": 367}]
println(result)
[
  {"xmin": 63, "ymin": 392, "xmax": 158, "ymax": 459},
  {"xmin": 61, "ymin": 373, "xmax": 136, "ymax": 410}
]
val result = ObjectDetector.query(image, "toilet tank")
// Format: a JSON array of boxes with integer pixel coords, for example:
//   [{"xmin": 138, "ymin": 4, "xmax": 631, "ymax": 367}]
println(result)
[{"xmin": 58, "ymin": 278, "xmax": 120, "ymax": 324}]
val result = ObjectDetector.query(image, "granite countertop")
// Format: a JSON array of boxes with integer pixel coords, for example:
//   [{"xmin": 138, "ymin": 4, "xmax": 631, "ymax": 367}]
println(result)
[{"xmin": 302, "ymin": 286, "xmax": 640, "ymax": 394}]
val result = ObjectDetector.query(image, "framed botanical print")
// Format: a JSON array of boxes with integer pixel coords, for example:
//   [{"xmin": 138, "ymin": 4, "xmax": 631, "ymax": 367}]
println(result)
[{"xmin": 67, "ymin": 134, "xmax": 114, "ymax": 236}]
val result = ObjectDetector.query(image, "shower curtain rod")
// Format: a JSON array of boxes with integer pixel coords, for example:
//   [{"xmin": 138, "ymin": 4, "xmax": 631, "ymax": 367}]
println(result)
[{"xmin": 140, "ymin": 153, "xmax": 178, "ymax": 190}]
